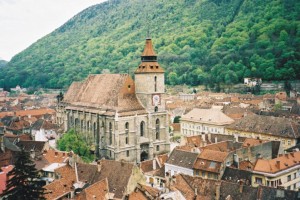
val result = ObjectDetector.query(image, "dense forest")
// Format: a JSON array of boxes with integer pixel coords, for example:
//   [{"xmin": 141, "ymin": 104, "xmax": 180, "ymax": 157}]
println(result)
[
  {"xmin": 0, "ymin": 0, "xmax": 299, "ymax": 89},
  {"xmin": 0, "ymin": 60, "xmax": 7, "ymax": 68}
]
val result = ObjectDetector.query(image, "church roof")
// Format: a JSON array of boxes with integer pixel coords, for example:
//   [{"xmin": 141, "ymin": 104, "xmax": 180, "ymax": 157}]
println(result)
[{"xmin": 63, "ymin": 74, "xmax": 146, "ymax": 116}]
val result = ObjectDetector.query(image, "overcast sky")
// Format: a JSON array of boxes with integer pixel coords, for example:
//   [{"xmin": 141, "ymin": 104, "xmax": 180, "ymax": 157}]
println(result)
[{"xmin": 0, "ymin": 0, "xmax": 107, "ymax": 61}]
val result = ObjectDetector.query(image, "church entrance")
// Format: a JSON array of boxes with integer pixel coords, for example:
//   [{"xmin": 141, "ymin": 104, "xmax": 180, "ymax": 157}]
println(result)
[{"xmin": 140, "ymin": 143, "xmax": 149, "ymax": 162}]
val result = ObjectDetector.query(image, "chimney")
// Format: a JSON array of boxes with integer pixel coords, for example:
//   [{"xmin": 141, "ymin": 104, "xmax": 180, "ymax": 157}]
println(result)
[
  {"xmin": 153, "ymin": 159, "xmax": 157, "ymax": 170},
  {"xmin": 97, "ymin": 161, "xmax": 102, "ymax": 172},
  {"xmin": 239, "ymin": 180, "xmax": 244, "ymax": 193},
  {"xmin": 285, "ymin": 154, "xmax": 289, "ymax": 158},
  {"xmin": 215, "ymin": 182, "xmax": 221, "ymax": 200},
  {"xmin": 194, "ymin": 187, "xmax": 198, "ymax": 198},
  {"xmin": 276, "ymin": 161, "xmax": 280, "ymax": 169},
  {"xmin": 291, "ymin": 152, "xmax": 294, "ymax": 157}
]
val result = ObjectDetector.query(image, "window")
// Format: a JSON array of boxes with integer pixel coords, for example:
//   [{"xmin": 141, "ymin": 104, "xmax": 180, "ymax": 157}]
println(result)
[
  {"xmin": 287, "ymin": 175, "xmax": 291, "ymax": 182},
  {"xmin": 154, "ymin": 106, "xmax": 158, "ymax": 112},
  {"xmin": 156, "ymin": 145, "xmax": 160, "ymax": 151},
  {"xmin": 125, "ymin": 122, "xmax": 129, "ymax": 144},
  {"xmin": 109, "ymin": 122, "xmax": 113, "ymax": 145},
  {"xmin": 287, "ymin": 186, "xmax": 291, "ymax": 190},
  {"xmin": 156, "ymin": 119, "xmax": 160, "ymax": 140},
  {"xmin": 255, "ymin": 177, "xmax": 262, "ymax": 184},
  {"xmin": 126, "ymin": 150, "xmax": 129, "ymax": 157},
  {"xmin": 202, "ymin": 172, "xmax": 205, "ymax": 177},
  {"xmin": 288, "ymin": 140, "xmax": 291, "ymax": 145},
  {"xmin": 154, "ymin": 76, "xmax": 157, "ymax": 92},
  {"xmin": 294, "ymin": 172, "xmax": 297, "ymax": 179},
  {"xmin": 140, "ymin": 121, "xmax": 145, "ymax": 137}
]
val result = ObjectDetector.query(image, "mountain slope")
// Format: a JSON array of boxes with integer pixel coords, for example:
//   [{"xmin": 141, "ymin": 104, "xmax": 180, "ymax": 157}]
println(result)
[{"xmin": 1, "ymin": 0, "xmax": 299, "ymax": 88}]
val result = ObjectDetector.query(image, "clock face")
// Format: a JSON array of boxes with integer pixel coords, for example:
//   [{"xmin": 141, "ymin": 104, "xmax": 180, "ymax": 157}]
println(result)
[{"xmin": 152, "ymin": 94, "xmax": 160, "ymax": 105}]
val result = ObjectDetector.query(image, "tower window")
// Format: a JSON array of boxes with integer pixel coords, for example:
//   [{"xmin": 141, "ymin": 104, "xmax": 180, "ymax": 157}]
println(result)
[
  {"xmin": 156, "ymin": 119, "xmax": 160, "ymax": 140},
  {"xmin": 156, "ymin": 145, "xmax": 160, "ymax": 151},
  {"xmin": 140, "ymin": 121, "xmax": 145, "ymax": 137},
  {"xmin": 126, "ymin": 150, "xmax": 129, "ymax": 157},
  {"xmin": 155, "ymin": 106, "xmax": 158, "ymax": 112},
  {"xmin": 125, "ymin": 122, "xmax": 129, "ymax": 144},
  {"xmin": 154, "ymin": 76, "xmax": 157, "ymax": 92},
  {"xmin": 109, "ymin": 122, "xmax": 113, "ymax": 145}
]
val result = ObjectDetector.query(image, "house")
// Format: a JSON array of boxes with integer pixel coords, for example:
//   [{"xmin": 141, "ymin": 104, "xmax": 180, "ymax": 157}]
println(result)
[
  {"xmin": 181, "ymin": 108, "xmax": 234, "ymax": 136},
  {"xmin": 252, "ymin": 151, "xmax": 300, "ymax": 191},
  {"xmin": 225, "ymin": 114, "xmax": 300, "ymax": 152},
  {"xmin": 57, "ymin": 38, "xmax": 170, "ymax": 163},
  {"xmin": 170, "ymin": 174, "xmax": 300, "ymax": 200},
  {"xmin": 76, "ymin": 178, "xmax": 111, "ymax": 200},
  {"xmin": 44, "ymin": 159, "xmax": 146, "ymax": 200},
  {"xmin": 31, "ymin": 119, "xmax": 59, "ymax": 141},
  {"xmin": 140, "ymin": 153, "xmax": 168, "ymax": 188},
  {"xmin": 193, "ymin": 149, "xmax": 229, "ymax": 180},
  {"xmin": 128, "ymin": 183, "xmax": 160, "ymax": 200},
  {"xmin": 165, "ymin": 148, "xmax": 198, "ymax": 176}
]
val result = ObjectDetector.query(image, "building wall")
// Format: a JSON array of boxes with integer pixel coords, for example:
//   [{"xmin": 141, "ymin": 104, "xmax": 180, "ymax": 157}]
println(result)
[
  {"xmin": 252, "ymin": 165, "xmax": 300, "ymax": 191},
  {"xmin": 181, "ymin": 119, "xmax": 225, "ymax": 136},
  {"xmin": 225, "ymin": 128, "xmax": 296, "ymax": 153},
  {"xmin": 165, "ymin": 163, "xmax": 193, "ymax": 176},
  {"xmin": 126, "ymin": 165, "xmax": 146, "ymax": 196},
  {"xmin": 62, "ymin": 108, "xmax": 169, "ymax": 163}
]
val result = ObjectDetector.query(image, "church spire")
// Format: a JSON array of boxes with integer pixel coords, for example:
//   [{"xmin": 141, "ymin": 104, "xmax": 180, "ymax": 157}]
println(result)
[
  {"xmin": 135, "ymin": 38, "xmax": 164, "ymax": 74},
  {"xmin": 141, "ymin": 38, "xmax": 157, "ymax": 62}
]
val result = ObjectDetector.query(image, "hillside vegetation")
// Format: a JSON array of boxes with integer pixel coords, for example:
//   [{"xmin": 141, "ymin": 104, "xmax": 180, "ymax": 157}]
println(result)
[{"xmin": 0, "ymin": 0, "xmax": 299, "ymax": 89}]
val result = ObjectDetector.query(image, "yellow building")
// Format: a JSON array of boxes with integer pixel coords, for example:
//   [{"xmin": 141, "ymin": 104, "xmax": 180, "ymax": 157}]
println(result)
[
  {"xmin": 252, "ymin": 152, "xmax": 300, "ymax": 191},
  {"xmin": 225, "ymin": 114, "xmax": 300, "ymax": 152}
]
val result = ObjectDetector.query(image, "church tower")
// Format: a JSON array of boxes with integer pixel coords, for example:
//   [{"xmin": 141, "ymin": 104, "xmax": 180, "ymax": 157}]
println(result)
[{"xmin": 135, "ymin": 38, "xmax": 165, "ymax": 112}]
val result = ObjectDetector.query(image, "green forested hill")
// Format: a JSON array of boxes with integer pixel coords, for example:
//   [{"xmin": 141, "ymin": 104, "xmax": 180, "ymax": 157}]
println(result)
[
  {"xmin": 1, "ymin": 0, "xmax": 299, "ymax": 89},
  {"xmin": 0, "ymin": 60, "xmax": 7, "ymax": 68}
]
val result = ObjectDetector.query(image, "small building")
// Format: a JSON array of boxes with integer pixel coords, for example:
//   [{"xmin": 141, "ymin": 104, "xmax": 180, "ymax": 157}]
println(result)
[
  {"xmin": 252, "ymin": 151, "xmax": 300, "ymax": 191},
  {"xmin": 193, "ymin": 149, "xmax": 229, "ymax": 180},
  {"xmin": 244, "ymin": 78, "xmax": 262, "ymax": 87},
  {"xmin": 225, "ymin": 115, "xmax": 300, "ymax": 152},
  {"xmin": 181, "ymin": 108, "xmax": 234, "ymax": 136},
  {"xmin": 165, "ymin": 148, "xmax": 198, "ymax": 177}
]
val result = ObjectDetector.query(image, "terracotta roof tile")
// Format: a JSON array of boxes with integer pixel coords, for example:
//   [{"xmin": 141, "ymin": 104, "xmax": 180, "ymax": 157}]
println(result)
[
  {"xmin": 63, "ymin": 74, "xmax": 146, "ymax": 114},
  {"xmin": 198, "ymin": 149, "xmax": 229, "ymax": 162},
  {"xmin": 77, "ymin": 178, "xmax": 109, "ymax": 200},
  {"xmin": 43, "ymin": 149, "xmax": 70, "ymax": 164},
  {"xmin": 181, "ymin": 108, "xmax": 234, "ymax": 125},
  {"xmin": 227, "ymin": 115, "xmax": 300, "ymax": 139},
  {"xmin": 44, "ymin": 165, "xmax": 76, "ymax": 199},
  {"xmin": 254, "ymin": 151, "xmax": 300, "ymax": 173}
]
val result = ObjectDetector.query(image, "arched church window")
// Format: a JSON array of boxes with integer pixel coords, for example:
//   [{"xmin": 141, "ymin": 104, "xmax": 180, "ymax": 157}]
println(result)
[
  {"xmin": 109, "ymin": 122, "xmax": 113, "ymax": 145},
  {"xmin": 140, "ymin": 121, "xmax": 145, "ymax": 137},
  {"xmin": 75, "ymin": 118, "xmax": 79, "ymax": 132},
  {"xmin": 87, "ymin": 121, "xmax": 91, "ymax": 132},
  {"xmin": 154, "ymin": 106, "xmax": 158, "ymax": 112},
  {"xmin": 93, "ymin": 122, "xmax": 97, "ymax": 140},
  {"xmin": 125, "ymin": 122, "xmax": 129, "ymax": 144},
  {"xmin": 156, "ymin": 118, "xmax": 160, "ymax": 140},
  {"xmin": 154, "ymin": 76, "xmax": 157, "ymax": 92}
]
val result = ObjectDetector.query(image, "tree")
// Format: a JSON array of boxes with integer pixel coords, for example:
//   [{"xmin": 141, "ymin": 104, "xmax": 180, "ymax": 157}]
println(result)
[
  {"xmin": 57, "ymin": 129, "xmax": 94, "ymax": 162},
  {"xmin": 2, "ymin": 150, "xmax": 45, "ymax": 200}
]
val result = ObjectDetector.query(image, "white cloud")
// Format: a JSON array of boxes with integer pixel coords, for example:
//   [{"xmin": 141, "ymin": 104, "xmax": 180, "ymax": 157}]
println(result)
[{"xmin": 0, "ymin": 0, "xmax": 106, "ymax": 61}]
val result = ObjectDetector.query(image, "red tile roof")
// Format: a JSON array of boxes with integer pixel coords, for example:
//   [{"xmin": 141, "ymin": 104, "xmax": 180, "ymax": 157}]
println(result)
[{"xmin": 0, "ymin": 165, "xmax": 13, "ymax": 194}]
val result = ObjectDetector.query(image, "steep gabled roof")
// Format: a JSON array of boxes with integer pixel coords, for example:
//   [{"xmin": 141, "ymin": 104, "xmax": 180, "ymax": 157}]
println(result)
[
  {"xmin": 166, "ymin": 149, "xmax": 198, "ymax": 169},
  {"xmin": 63, "ymin": 74, "xmax": 146, "ymax": 115}
]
